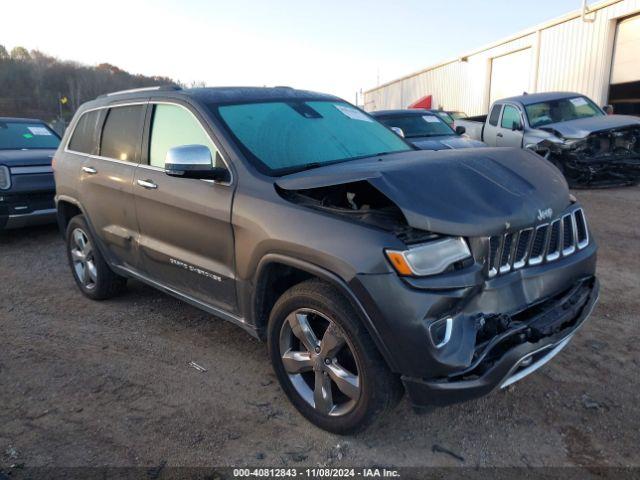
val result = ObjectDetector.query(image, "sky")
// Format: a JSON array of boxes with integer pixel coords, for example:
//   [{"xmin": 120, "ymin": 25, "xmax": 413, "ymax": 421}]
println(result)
[{"xmin": 2, "ymin": 0, "xmax": 593, "ymax": 102}]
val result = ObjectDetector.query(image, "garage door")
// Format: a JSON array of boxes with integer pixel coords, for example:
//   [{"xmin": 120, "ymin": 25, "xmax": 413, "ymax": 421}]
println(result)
[
  {"xmin": 489, "ymin": 48, "xmax": 532, "ymax": 106},
  {"xmin": 611, "ymin": 14, "xmax": 640, "ymax": 85},
  {"xmin": 609, "ymin": 14, "xmax": 640, "ymax": 115}
]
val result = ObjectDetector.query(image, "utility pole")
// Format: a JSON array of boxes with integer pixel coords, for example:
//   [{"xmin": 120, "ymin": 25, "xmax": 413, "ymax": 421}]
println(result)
[{"xmin": 58, "ymin": 92, "xmax": 63, "ymax": 120}]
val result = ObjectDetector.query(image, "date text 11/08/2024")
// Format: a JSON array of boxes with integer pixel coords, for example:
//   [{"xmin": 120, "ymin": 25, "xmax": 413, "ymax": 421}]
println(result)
[{"xmin": 232, "ymin": 468, "xmax": 401, "ymax": 478}]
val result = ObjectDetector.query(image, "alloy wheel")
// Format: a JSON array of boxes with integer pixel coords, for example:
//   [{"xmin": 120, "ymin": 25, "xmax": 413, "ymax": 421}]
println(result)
[
  {"xmin": 70, "ymin": 228, "xmax": 97, "ymax": 290},
  {"xmin": 279, "ymin": 308, "xmax": 361, "ymax": 416}
]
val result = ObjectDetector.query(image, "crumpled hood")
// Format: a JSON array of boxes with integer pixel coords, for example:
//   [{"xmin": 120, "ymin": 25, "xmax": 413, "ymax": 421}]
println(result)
[
  {"xmin": 276, "ymin": 148, "xmax": 570, "ymax": 237},
  {"xmin": 410, "ymin": 135, "xmax": 487, "ymax": 151},
  {"xmin": 540, "ymin": 115, "xmax": 640, "ymax": 139},
  {"xmin": 0, "ymin": 149, "xmax": 56, "ymax": 167}
]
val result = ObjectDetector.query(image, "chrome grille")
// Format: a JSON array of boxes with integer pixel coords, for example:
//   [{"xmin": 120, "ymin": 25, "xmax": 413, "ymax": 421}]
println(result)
[
  {"xmin": 488, "ymin": 208, "xmax": 589, "ymax": 278},
  {"xmin": 547, "ymin": 219, "xmax": 561, "ymax": 261}
]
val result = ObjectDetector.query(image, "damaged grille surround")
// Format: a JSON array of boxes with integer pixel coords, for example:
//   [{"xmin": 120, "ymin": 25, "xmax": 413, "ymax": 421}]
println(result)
[{"xmin": 488, "ymin": 208, "xmax": 589, "ymax": 278}]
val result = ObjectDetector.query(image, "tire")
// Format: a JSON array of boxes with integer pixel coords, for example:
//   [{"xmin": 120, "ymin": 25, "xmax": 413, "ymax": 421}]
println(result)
[
  {"xmin": 268, "ymin": 279, "xmax": 403, "ymax": 434},
  {"xmin": 65, "ymin": 215, "xmax": 127, "ymax": 300}
]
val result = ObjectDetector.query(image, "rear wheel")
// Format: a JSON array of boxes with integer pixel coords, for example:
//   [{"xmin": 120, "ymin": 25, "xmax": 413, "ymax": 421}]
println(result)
[
  {"xmin": 66, "ymin": 215, "xmax": 127, "ymax": 300},
  {"xmin": 268, "ymin": 279, "xmax": 402, "ymax": 434}
]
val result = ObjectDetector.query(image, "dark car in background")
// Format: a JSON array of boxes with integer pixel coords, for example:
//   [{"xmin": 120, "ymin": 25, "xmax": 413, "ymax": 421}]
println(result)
[
  {"xmin": 371, "ymin": 109, "xmax": 486, "ymax": 150},
  {"xmin": 0, "ymin": 117, "xmax": 60, "ymax": 230}
]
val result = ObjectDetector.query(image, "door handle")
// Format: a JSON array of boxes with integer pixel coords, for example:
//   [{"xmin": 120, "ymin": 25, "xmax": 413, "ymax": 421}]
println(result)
[
  {"xmin": 82, "ymin": 166, "xmax": 97, "ymax": 174},
  {"xmin": 137, "ymin": 179, "xmax": 158, "ymax": 190},
  {"xmin": 496, "ymin": 133, "xmax": 503, "ymax": 138}
]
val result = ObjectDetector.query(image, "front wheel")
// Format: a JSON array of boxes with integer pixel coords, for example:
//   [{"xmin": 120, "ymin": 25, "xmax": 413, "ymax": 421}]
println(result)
[
  {"xmin": 268, "ymin": 279, "xmax": 403, "ymax": 434},
  {"xmin": 65, "ymin": 215, "xmax": 127, "ymax": 300}
]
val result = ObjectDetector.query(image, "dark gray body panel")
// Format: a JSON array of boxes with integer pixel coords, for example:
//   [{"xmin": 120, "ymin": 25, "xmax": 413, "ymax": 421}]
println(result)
[
  {"xmin": 54, "ymin": 87, "xmax": 598, "ymax": 407},
  {"xmin": 276, "ymin": 148, "xmax": 570, "ymax": 237}
]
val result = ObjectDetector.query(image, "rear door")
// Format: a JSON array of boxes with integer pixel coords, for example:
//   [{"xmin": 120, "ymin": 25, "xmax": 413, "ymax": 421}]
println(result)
[
  {"xmin": 133, "ymin": 101, "xmax": 237, "ymax": 312},
  {"xmin": 496, "ymin": 104, "xmax": 525, "ymax": 147},
  {"xmin": 75, "ymin": 103, "xmax": 146, "ymax": 270},
  {"xmin": 482, "ymin": 103, "xmax": 503, "ymax": 146}
]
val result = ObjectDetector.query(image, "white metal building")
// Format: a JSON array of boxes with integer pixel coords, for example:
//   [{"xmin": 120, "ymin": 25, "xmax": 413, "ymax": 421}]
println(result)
[{"xmin": 364, "ymin": 0, "xmax": 640, "ymax": 116}]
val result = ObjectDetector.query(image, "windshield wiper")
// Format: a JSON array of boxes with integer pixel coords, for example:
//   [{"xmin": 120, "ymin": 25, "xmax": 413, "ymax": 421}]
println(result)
[
  {"xmin": 276, "ymin": 150, "xmax": 409, "ymax": 176},
  {"xmin": 276, "ymin": 162, "xmax": 325, "ymax": 175}
]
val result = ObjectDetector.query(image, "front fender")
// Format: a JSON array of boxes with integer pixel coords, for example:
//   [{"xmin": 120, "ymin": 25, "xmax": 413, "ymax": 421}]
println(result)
[{"xmin": 249, "ymin": 253, "xmax": 401, "ymax": 372}]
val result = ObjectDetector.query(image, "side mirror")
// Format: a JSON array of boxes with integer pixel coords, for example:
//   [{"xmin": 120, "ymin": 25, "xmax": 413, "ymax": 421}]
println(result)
[
  {"xmin": 165, "ymin": 144, "xmax": 230, "ymax": 182},
  {"xmin": 390, "ymin": 126, "xmax": 405, "ymax": 138},
  {"xmin": 512, "ymin": 121, "xmax": 523, "ymax": 131},
  {"xmin": 602, "ymin": 104, "xmax": 614, "ymax": 115},
  {"xmin": 455, "ymin": 125, "xmax": 466, "ymax": 135}
]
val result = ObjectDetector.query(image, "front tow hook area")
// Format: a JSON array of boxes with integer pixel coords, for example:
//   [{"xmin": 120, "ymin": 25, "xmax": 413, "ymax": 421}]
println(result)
[{"xmin": 499, "ymin": 334, "xmax": 573, "ymax": 389}]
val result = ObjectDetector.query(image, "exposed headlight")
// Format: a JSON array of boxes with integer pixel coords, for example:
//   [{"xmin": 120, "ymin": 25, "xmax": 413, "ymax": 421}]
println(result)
[
  {"xmin": 386, "ymin": 237, "xmax": 472, "ymax": 276},
  {"xmin": 0, "ymin": 165, "xmax": 10, "ymax": 190}
]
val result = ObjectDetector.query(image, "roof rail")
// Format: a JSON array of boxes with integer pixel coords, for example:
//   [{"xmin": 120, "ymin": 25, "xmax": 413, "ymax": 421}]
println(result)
[{"xmin": 100, "ymin": 85, "xmax": 182, "ymax": 98}]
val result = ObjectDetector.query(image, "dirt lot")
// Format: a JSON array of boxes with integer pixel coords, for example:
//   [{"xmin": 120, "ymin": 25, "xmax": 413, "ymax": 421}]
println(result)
[{"xmin": 1, "ymin": 186, "xmax": 639, "ymax": 471}]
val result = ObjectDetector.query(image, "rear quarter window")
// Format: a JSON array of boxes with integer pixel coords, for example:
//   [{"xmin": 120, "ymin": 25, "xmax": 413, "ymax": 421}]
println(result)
[
  {"xmin": 488, "ymin": 104, "xmax": 502, "ymax": 126},
  {"xmin": 68, "ymin": 110, "xmax": 101, "ymax": 155},
  {"xmin": 100, "ymin": 105, "xmax": 146, "ymax": 163}
]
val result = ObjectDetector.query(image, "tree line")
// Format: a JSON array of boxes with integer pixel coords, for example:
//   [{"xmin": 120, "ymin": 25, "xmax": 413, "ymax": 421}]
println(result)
[{"xmin": 0, "ymin": 45, "xmax": 178, "ymax": 124}]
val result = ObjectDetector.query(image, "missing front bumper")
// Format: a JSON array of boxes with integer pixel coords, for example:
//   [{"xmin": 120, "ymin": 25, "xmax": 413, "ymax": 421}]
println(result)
[
  {"xmin": 401, "ymin": 276, "xmax": 599, "ymax": 407},
  {"xmin": 559, "ymin": 157, "xmax": 640, "ymax": 188}
]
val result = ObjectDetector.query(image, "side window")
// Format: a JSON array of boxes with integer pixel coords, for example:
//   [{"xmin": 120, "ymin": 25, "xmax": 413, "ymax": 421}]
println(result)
[
  {"xmin": 488, "ymin": 104, "xmax": 502, "ymax": 126},
  {"xmin": 68, "ymin": 110, "xmax": 101, "ymax": 154},
  {"xmin": 149, "ymin": 104, "xmax": 220, "ymax": 168},
  {"xmin": 501, "ymin": 105, "xmax": 522, "ymax": 129},
  {"xmin": 100, "ymin": 105, "xmax": 145, "ymax": 162}
]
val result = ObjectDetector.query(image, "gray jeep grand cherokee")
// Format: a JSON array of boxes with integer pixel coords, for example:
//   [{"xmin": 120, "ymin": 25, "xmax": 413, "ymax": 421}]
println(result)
[{"xmin": 54, "ymin": 86, "xmax": 599, "ymax": 433}]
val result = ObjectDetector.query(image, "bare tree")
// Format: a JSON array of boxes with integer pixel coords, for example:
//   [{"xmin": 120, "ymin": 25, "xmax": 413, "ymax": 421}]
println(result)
[
  {"xmin": 0, "ymin": 48, "xmax": 178, "ymax": 121},
  {"xmin": 10, "ymin": 46, "xmax": 31, "ymax": 61}
]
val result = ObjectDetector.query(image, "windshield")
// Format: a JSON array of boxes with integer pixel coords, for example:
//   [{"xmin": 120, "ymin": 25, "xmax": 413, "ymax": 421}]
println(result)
[
  {"xmin": 525, "ymin": 96, "xmax": 604, "ymax": 128},
  {"xmin": 216, "ymin": 101, "xmax": 411, "ymax": 175},
  {"xmin": 377, "ymin": 114, "xmax": 454, "ymax": 138},
  {"xmin": 0, "ymin": 121, "xmax": 60, "ymax": 150}
]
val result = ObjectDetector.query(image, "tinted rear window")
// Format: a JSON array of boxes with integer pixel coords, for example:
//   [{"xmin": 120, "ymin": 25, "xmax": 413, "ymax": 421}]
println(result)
[
  {"xmin": 68, "ymin": 110, "xmax": 101, "ymax": 154},
  {"xmin": 488, "ymin": 104, "xmax": 502, "ymax": 126},
  {"xmin": 0, "ymin": 121, "xmax": 60, "ymax": 150},
  {"xmin": 100, "ymin": 105, "xmax": 145, "ymax": 162}
]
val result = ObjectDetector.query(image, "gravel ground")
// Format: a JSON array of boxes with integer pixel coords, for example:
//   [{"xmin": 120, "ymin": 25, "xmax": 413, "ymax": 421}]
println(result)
[{"xmin": 1, "ymin": 186, "xmax": 639, "ymax": 472}]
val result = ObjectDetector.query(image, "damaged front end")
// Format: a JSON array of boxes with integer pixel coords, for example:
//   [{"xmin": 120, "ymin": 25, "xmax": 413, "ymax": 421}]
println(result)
[
  {"xmin": 536, "ymin": 125, "xmax": 640, "ymax": 188},
  {"xmin": 275, "ymin": 149, "xmax": 598, "ymax": 406},
  {"xmin": 402, "ymin": 276, "xmax": 599, "ymax": 407},
  {"xmin": 277, "ymin": 181, "xmax": 438, "ymax": 244}
]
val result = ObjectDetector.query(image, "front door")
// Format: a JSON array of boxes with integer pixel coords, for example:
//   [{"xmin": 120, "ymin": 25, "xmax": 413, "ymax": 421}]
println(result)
[
  {"xmin": 133, "ymin": 102, "xmax": 237, "ymax": 312},
  {"xmin": 496, "ymin": 104, "xmax": 524, "ymax": 148}
]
